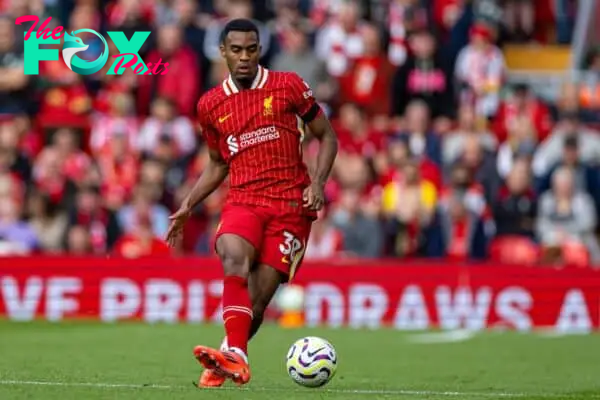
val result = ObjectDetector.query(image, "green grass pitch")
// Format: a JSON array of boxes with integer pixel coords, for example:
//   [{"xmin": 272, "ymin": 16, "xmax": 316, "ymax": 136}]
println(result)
[{"xmin": 0, "ymin": 321, "xmax": 599, "ymax": 399}]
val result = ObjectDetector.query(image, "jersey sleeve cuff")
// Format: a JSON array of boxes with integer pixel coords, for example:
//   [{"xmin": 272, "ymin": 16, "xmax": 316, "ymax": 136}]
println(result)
[{"xmin": 300, "ymin": 103, "xmax": 322, "ymax": 123}]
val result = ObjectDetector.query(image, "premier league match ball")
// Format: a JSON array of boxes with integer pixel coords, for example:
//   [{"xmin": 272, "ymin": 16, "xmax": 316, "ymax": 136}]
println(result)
[{"xmin": 286, "ymin": 336, "xmax": 338, "ymax": 388}]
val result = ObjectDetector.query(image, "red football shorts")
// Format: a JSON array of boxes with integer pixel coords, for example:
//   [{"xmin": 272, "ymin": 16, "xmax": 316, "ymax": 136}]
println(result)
[{"xmin": 215, "ymin": 204, "xmax": 313, "ymax": 281}]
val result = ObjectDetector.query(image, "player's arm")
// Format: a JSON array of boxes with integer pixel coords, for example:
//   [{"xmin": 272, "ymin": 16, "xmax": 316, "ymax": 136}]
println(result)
[
  {"xmin": 166, "ymin": 103, "xmax": 228, "ymax": 247},
  {"xmin": 180, "ymin": 148, "xmax": 229, "ymax": 212},
  {"xmin": 306, "ymin": 113, "xmax": 338, "ymax": 188},
  {"xmin": 166, "ymin": 147, "xmax": 228, "ymax": 247},
  {"xmin": 289, "ymin": 73, "xmax": 338, "ymax": 210}
]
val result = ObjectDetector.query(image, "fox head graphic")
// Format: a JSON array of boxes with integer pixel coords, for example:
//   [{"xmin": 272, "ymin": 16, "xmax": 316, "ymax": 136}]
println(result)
[
  {"xmin": 62, "ymin": 32, "xmax": 89, "ymax": 70},
  {"xmin": 61, "ymin": 29, "xmax": 108, "ymax": 75}
]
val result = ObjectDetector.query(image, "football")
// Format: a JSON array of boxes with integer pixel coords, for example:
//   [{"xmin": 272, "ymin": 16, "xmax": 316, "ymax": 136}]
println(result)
[{"xmin": 286, "ymin": 336, "xmax": 338, "ymax": 388}]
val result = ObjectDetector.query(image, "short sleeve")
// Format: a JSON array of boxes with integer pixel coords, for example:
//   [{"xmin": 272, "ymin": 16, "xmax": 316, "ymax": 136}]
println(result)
[
  {"xmin": 288, "ymin": 73, "xmax": 322, "ymax": 123},
  {"xmin": 197, "ymin": 100, "xmax": 219, "ymax": 151}
]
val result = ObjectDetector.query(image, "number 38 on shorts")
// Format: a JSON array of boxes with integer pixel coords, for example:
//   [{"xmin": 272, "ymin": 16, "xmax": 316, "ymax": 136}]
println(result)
[
  {"xmin": 279, "ymin": 231, "xmax": 304, "ymax": 268},
  {"xmin": 263, "ymin": 222, "xmax": 310, "ymax": 280},
  {"xmin": 216, "ymin": 205, "xmax": 313, "ymax": 281}
]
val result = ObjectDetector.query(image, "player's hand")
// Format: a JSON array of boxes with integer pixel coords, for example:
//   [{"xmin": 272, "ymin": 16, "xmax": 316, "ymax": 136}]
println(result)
[
  {"xmin": 303, "ymin": 182, "xmax": 325, "ymax": 211},
  {"xmin": 165, "ymin": 207, "xmax": 192, "ymax": 248}
]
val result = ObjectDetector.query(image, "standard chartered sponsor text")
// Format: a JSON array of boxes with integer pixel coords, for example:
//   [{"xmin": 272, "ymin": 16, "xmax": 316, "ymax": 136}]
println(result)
[{"xmin": 239, "ymin": 126, "xmax": 280, "ymax": 147}]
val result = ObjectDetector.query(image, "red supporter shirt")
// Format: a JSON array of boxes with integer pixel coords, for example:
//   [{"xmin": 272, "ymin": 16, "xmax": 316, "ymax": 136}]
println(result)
[{"xmin": 197, "ymin": 67, "xmax": 320, "ymax": 217}]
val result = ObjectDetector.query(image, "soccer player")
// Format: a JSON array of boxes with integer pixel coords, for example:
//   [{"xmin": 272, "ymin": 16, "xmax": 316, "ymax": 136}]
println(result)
[{"xmin": 165, "ymin": 19, "xmax": 338, "ymax": 387}]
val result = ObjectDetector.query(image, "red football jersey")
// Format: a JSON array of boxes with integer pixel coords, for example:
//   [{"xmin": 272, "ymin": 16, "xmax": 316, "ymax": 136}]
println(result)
[{"xmin": 197, "ymin": 66, "xmax": 321, "ymax": 215}]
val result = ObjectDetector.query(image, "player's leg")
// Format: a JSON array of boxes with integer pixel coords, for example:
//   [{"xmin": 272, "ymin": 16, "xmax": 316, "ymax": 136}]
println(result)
[
  {"xmin": 195, "ymin": 233, "xmax": 255, "ymax": 385},
  {"xmin": 250, "ymin": 213, "xmax": 312, "ymax": 333},
  {"xmin": 194, "ymin": 206, "xmax": 265, "ymax": 386},
  {"xmin": 199, "ymin": 261, "xmax": 281, "ymax": 388},
  {"xmin": 216, "ymin": 233, "xmax": 255, "ymax": 357},
  {"xmin": 213, "ymin": 263, "xmax": 283, "ymax": 342},
  {"xmin": 248, "ymin": 263, "xmax": 287, "ymax": 339}
]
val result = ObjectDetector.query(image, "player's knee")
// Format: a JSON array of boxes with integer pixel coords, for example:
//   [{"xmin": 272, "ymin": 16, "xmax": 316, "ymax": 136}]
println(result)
[
  {"xmin": 216, "ymin": 235, "xmax": 254, "ymax": 278},
  {"xmin": 219, "ymin": 250, "xmax": 251, "ymax": 277}
]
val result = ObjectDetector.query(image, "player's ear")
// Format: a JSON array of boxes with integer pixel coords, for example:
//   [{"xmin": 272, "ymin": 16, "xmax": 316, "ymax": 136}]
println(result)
[{"xmin": 219, "ymin": 44, "xmax": 226, "ymax": 59}]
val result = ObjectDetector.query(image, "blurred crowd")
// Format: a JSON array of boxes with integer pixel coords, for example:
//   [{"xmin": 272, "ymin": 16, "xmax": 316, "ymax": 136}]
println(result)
[{"xmin": 1, "ymin": 0, "xmax": 599, "ymax": 267}]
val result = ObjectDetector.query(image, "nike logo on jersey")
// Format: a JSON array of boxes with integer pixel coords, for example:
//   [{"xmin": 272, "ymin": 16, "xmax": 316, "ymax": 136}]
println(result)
[{"xmin": 219, "ymin": 113, "xmax": 232, "ymax": 123}]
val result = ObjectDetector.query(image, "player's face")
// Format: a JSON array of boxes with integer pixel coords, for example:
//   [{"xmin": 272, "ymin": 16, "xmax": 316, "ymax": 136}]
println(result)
[{"xmin": 221, "ymin": 31, "xmax": 261, "ymax": 83}]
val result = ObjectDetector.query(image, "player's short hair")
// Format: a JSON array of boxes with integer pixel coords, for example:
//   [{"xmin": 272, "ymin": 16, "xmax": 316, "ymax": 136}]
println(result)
[{"xmin": 220, "ymin": 18, "xmax": 260, "ymax": 45}]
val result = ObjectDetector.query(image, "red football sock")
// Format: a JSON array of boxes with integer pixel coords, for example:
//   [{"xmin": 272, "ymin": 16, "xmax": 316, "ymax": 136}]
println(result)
[{"xmin": 222, "ymin": 275, "xmax": 252, "ymax": 356}]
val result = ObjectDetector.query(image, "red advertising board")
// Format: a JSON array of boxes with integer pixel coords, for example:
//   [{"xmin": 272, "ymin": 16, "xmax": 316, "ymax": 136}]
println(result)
[{"xmin": 1, "ymin": 257, "xmax": 599, "ymax": 332}]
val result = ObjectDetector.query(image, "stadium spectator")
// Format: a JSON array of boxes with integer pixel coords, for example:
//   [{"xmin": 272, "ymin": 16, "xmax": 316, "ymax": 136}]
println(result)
[
  {"xmin": 578, "ymin": 48, "xmax": 600, "ymax": 123},
  {"xmin": 535, "ymin": 135, "xmax": 600, "ymax": 199},
  {"xmin": 429, "ymin": 191, "xmax": 491, "ymax": 260},
  {"xmin": 0, "ymin": 15, "xmax": 30, "ymax": 115},
  {"xmin": 0, "ymin": 119, "xmax": 32, "ymax": 183},
  {"xmin": 46, "ymin": 128, "xmax": 92, "ymax": 185},
  {"xmin": 137, "ymin": 97, "xmax": 196, "ymax": 157},
  {"xmin": 270, "ymin": 23, "xmax": 335, "ymax": 105},
  {"xmin": 391, "ymin": 28, "xmax": 454, "ymax": 121},
  {"xmin": 305, "ymin": 209, "xmax": 344, "ymax": 259},
  {"xmin": 386, "ymin": 0, "xmax": 430, "ymax": 67},
  {"xmin": 113, "ymin": 212, "xmax": 171, "ymax": 258},
  {"xmin": 554, "ymin": 0, "xmax": 576, "ymax": 44},
  {"xmin": 338, "ymin": 23, "xmax": 393, "ymax": 117},
  {"xmin": 32, "ymin": 148, "xmax": 72, "ymax": 206},
  {"xmin": 0, "ymin": 194, "xmax": 38, "ymax": 255},
  {"xmin": 161, "ymin": 0, "xmax": 206, "ymax": 70},
  {"xmin": 26, "ymin": 190, "xmax": 68, "ymax": 253},
  {"xmin": 137, "ymin": 158, "xmax": 172, "ymax": 208},
  {"xmin": 138, "ymin": 24, "xmax": 200, "ymax": 117},
  {"xmin": 331, "ymin": 153, "xmax": 372, "ymax": 202},
  {"xmin": 434, "ymin": 0, "xmax": 462, "ymax": 37},
  {"xmin": 117, "ymin": 184, "xmax": 170, "ymax": 239},
  {"xmin": 493, "ymin": 83, "xmax": 552, "ymax": 144},
  {"xmin": 94, "ymin": 42, "xmax": 139, "ymax": 114},
  {"xmin": 97, "ymin": 133, "xmax": 139, "ymax": 211},
  {"xmin": 66, "ymin": 224, "xmax": 93, "ymax": 255},
  {"xmin": 444, "ymin": 104, "xmax": 497, "ymax": 166},
  {"xmin": 394, "ymin": 100, "xmax": 442, "ymax": 165},
  {"xmin": 382, "ymin": 160, "xmax": 437, "ymax": 256},
  {"xmin": 66, "ymin": 185, "xmax": 121, "ymax": 255},
  {"xmin": 455, "ymin": 22, "xmax": 505, "ymax": 120},
  {"xmin": 555, "ymin": 81, "xmax": 581, "ymax": 118},
  {"xmin": 378, "ymin": 135, "xmax": 442, "ymax": 194},
  {"xmin": 536, "ymin": 167, "xmax": 600, "ymax": 263},
  {"xmin": 37, "ymin": 59, "xmax": 91, "ymax": 132},
  {"xmin": 107, "ymin": 0, "xmax": 155, "ymax": 47},
  {"xmin": 532, "ymin": 111, "xmax": 600, "ymax": 177},
  {"xmin": 11, "ymin": 114, "xmax": 42, "ymax": 159},
  {"xmin": 90, "ymin": 92, "xmax": 139, "ymax": 156},
  {"xmin": 331, "ymin": 189, "xmax": 383, "ymax": 257},
  {"xmin": 493, "ymin": 158, "xmax": 537, "ymax": 238},
  {"xmin": 441, "ymin": 163, "xmax": 489, "ymax": 219},
  {"xmin": 335, "ymin": 103, "xmax": 385, "ymax": 159},
  {"xmin": 496, "ymin": 115, "xmax": 537, "ymax": 179},
  {"xmin": 268, "ymin": 0, "xmax": 313, "ymax": 42},
  {"xmin": 502, "ymin": 0, "xmax": 535, "ymax": 42},
  {"xmin": 452, "ymin": 135, "xmax": 500, "ymax": 203},
  {"xmin": 315, "ymin": 0, "xmax": 366, "ymax": 77}
]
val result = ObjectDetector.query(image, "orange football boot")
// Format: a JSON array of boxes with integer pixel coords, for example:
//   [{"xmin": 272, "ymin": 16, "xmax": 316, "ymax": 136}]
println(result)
[
  {"xmin": 193, "ymin": 345, "xmax": 251, "ymax": 386},
  {"xmin": 197, "ymin": 369, "xmax": 226, "ymax": 388}
]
